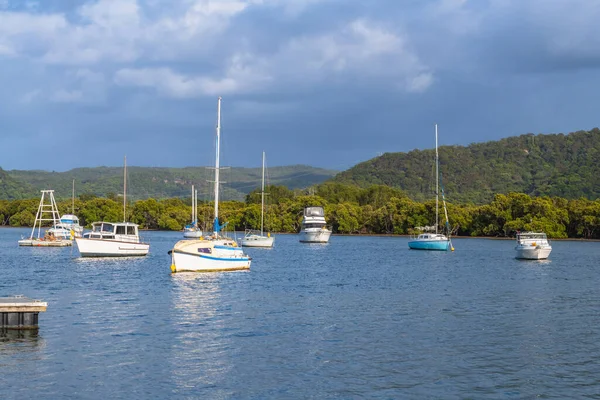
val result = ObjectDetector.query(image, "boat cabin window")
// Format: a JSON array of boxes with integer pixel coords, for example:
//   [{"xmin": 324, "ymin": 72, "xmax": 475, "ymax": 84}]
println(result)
[
  {"xmin": 127, "ymin": 226, "xmax": 136, "ymax": 235},
  {"xmin": 304, "ymin": 223, "xmax": 325, "ymax": 229},
  {"xmin": 116, "ymin": 226, "xmax": 126, "ymax": 235},
  {"xmin": 92, "ymin": 224, "xmax": 102, "ymax": 232},
  {"xmin": 101, "ymin": 223, "xmax": 114, "ymax": 233}
]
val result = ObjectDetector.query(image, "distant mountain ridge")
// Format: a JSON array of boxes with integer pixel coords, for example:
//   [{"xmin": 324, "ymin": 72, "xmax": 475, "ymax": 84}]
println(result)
[
  {"xmin": 3, "ymin": 165, "xmax": 337, "ymax": 201},
  {"xmin": 333, "ymin": 128, "xmax": 600, "ymax": 204}
]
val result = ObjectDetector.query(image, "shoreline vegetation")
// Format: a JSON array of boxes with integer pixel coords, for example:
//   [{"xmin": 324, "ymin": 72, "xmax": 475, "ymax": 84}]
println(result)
[{"xmin": 2, "ymin": 183, "xmax": 599, "ymax": 240}]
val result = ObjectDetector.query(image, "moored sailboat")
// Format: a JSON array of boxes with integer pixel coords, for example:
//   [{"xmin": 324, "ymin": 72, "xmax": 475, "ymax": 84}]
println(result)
[
  {"xmin": 169, "ymin": 97, "xmax": 251, "ymax": 272},
  {"xmin": 408, "ymin": 124, "xmax": 454, "ymax": 251},
  {"xmin": 183, "ymin": 185, "xmax": 202, "ymax": 239},
  {"xmin": 241, "ymin": 152, "xmax": 274, "ymax": 248}
]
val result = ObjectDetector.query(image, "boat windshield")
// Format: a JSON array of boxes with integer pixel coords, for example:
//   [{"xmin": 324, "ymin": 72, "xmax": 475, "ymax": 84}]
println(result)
[
  {"xmin": 101, "ymin": 223, "xmax": 114, "ymax": 233},
  {"xmin": 304, "ymin": 207, "xmax": 324, "ymax": 217},
  {"xmin": 518, "ymin": 233, "xmax": 547, "ymax": 240}
]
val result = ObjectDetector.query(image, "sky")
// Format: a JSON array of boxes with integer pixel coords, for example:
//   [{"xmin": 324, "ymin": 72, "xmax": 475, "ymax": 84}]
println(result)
[{"xmin": 1, "ymin": 0, "xmax": 599, "ymax": 172}]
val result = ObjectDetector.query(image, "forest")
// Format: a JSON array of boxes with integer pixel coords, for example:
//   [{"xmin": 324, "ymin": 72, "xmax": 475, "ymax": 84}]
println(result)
[
  {"xmin": 334, "ymin": 128, "xmax": 600, "ymax": 204},
  {"xmin": 2, "ymin": 183, "xmax": 599, "ymax": 239},
  {"xmin": 0, "ymin": 165, "xmax": 336, "ymax": 201}
]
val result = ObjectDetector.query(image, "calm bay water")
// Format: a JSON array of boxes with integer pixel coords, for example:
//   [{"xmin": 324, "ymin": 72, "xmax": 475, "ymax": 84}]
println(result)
[{"xmin": 1, "ymin": 228, "xmax": 600, "ymax": 399}]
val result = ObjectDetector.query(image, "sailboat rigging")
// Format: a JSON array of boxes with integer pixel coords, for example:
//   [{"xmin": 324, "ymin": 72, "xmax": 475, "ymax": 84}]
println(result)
[{"xmin": 408, "ymin": 124, "xmax": 454, "ymax": 251}]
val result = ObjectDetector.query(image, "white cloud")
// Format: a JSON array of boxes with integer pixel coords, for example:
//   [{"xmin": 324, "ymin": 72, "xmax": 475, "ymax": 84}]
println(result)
[
  {"xmin": 113, "ymin": 19, "xmax": 431, "ymax": 97},
  {"xmin": 114, "ymin": 67, "xmax": 243, "ymax": 97}
]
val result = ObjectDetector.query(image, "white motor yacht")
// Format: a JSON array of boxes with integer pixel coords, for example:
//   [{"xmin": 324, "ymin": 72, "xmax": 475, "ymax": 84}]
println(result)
[
  {"xmin": 299, "ymin": 206, "xmax": 331, "ymax": 243},
  {"xmin": 515, "ymin": 232, "xmax": 552, "ymax": 260}
]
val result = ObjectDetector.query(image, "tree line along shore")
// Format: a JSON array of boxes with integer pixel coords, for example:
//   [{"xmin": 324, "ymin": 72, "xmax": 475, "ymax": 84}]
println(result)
[{"xmin": 1, "ymin": 184, "xmax": 599, "ymax": 239}]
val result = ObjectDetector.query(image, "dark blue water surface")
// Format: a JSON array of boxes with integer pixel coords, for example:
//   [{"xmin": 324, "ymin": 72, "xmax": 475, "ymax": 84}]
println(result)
[{"xmin": 1, "ymin": 228, "xmax": 600, "ymax": 399}]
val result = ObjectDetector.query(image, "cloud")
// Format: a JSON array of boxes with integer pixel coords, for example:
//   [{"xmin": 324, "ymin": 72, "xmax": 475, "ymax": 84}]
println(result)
[
  {"xmin": 3, "ymin": 0, "xmax": 600, "ymax": 172},
  {"xmin": 114, "ymin": 18, "xmax": 431, "ymax": 97}
]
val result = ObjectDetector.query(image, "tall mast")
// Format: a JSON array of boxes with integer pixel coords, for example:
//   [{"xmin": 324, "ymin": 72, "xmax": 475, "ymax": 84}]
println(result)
[
  {"xmin": 72, "ymin": 179, "xmax": 75, "ymax": 215},
  {"xmin": 191, "ymin": 184, "xmax": 195, "ymax": 224},
  {"xmin": 435, "ymin": 124, "xmax": 439, "ymax": 235},
  {"xmin": 123, "ymin": 155, "xmax": 127, "ymax": 223},
  {"xmin": 195, "ymin": 189, "xmax": 198, "ymax": 226},
  {"xmin": 261, "ymin": 151, "xmax": 265, "ymax": 236},
  {"xmin": 213, "ymin": 97, "xmax": 222, "ymax": 235}
]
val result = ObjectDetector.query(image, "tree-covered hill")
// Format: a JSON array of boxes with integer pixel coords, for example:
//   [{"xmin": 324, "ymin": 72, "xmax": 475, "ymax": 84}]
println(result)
[
  {"xmin": 0, "ymin": 168, "xmax": 35, "ymax": 200},
  {"xmin": 3, "ymin": 165, "xmax": 337, "ymax": 201},
  {"xmin": 333, "ymin": 128, "xmax": 600, "ymax": 204}
]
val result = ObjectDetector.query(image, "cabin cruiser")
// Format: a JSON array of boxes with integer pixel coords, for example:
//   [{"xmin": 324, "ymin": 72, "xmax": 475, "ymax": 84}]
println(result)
[
  {"xmin": 299, "ymin": 206, "xmax": 331, "ymax": 243},
  {"xmin": 515, "ymin": 232, "xmax": 552, "ymax": 260},
  {"xmin": 47, "ymin": 214, "xmax": 84, "ymax": 240},
  {"xmin": 75, "ymin": 221, "xmax": 149, "ymax": 257}
]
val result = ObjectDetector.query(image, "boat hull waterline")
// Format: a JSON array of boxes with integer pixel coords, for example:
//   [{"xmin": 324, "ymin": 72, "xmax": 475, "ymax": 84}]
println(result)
[
  {"xmin": 171, "ymin": 240, "xmax": 251, "ymax": 272},
  {"xmin": 241, "ymin": 235, "xmax": 275, "ymax": 248},
  {"xmin": 299, "ymin": 229, "xmax": 332, "ymax": 243},
  {"xmin": 515, "ymin": 247, "xmax": 552, "ymax": 260},
  {"xmin": 408, "ymin": 239, "xmax": 450, "ymax": 251},
  {"xmin": 75, "ymin": 238, "xmax": 149, "ymax": 257}
]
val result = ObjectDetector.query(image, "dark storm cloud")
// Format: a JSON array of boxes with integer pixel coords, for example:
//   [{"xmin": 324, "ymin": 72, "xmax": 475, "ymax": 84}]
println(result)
[{"xmin": 1, "ymin": 0, "xmax": 599, "ymax": 171}]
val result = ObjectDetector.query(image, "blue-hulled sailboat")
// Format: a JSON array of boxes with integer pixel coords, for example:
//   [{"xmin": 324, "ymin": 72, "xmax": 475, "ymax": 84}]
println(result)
[{"xmin": 408, "ymin": 124, "xmax": 454, "ymax": 252}]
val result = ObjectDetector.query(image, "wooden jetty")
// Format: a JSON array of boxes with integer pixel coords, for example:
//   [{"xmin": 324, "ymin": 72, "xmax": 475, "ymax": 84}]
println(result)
[
  {"xmin": 18, "ymin": 238, "xmax": 72, "ymax": 247},
  {"xmin": 0, "ymin": 296, "xmax": 48, "ymax": 329}
]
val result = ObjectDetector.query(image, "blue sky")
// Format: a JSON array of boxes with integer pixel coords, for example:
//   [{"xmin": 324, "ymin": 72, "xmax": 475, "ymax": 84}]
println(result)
[{"xmin": 1, "ymin": 0, "xmax": 599, "ymax": 172}]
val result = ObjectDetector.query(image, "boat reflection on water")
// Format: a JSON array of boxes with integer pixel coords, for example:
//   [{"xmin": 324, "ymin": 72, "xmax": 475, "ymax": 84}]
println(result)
[{"xmin": 169, "ymin": 273, "xmax": 233, "ymax": 396}]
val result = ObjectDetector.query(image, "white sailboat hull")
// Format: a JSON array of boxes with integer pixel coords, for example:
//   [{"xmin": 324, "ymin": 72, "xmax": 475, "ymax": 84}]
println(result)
[
  {"xmin": 171, "ymin": 239, "xmax": 251, "ymax": 272},
  {"xmin": 241, "ymin": 235, "xmax": 274, "ymax": 248},
  {"xmin": 75, "ymin": 238, "xmax": 149, "ymax": 257},
  {"xmin": 299, "ymin": 228, "xmax": 331, "ymax": 243}
]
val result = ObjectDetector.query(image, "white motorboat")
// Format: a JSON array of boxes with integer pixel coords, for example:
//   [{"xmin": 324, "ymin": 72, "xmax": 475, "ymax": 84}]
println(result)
[
  {"xmin": 299, "ymin": 206, "xmax": 331, "ymax": 243},
  {"xmin": 18, "ymin": 190, "xmax": 72, "ymax": 247},
  {"xmin": 48, "ymin": 180, "xmax": 84, "ymax": 239},
  {"xmin": 241, "ymin": 151, "xmax": 274, "ymax": 248},
  {"xmin": 75, "ymin": 221, "xmax": 149, "ymax": 257},
  {"xmin": 409, "ymin": 124, "xmax": 454, "ymax": 251},
  {"xmin": 515, "ymin": 232, "xmax": 552, "ymax": 260},
  {"xmin": 48, "ymin": 214, "xmax": 84, "ymax": 240},
  {"xmin": 170, "ymin": 97, "xmax": 251, "ymax": 272},
  {"xmin": 74, "ymin": 156, "xmax": 149, "ymax": 257},
  {"xmin": 183, "ymin": 185, "xmax": 202, "ymax": 239}
]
